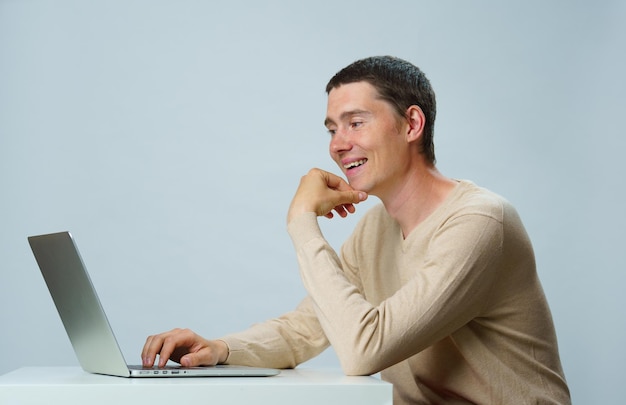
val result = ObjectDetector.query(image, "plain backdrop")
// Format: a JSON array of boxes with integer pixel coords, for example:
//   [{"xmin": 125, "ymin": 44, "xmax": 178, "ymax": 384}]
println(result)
[{"xmin": 1, "ymin": 1, "xmax": 624, "ymax": 403}]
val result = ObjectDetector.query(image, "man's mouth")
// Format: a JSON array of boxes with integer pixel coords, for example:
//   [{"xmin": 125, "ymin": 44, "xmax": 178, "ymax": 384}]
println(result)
[{"xmin": 344, "ymin": 159, "xmax": 367, "ymax": 170}]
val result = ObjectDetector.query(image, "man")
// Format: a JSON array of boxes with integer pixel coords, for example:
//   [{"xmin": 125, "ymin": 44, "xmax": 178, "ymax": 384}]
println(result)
[{"xmin": 142, "ymin": 56, "xmax": 570, "ymax": 404}]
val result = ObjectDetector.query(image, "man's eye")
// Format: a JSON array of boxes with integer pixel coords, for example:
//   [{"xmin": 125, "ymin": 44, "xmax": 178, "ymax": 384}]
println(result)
[
  {"xmin": 327, "ymin": 129, "xmax": 336, "ymax": 136},
  {"xmin": 350, "ymin": 121, "xmax": 363, "ymax": 129}
]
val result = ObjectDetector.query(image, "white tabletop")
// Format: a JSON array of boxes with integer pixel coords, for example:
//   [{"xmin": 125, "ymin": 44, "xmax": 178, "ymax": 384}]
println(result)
[{"xmin": 0, "ymin": 366, "xmax": 393, "ymax": 405}]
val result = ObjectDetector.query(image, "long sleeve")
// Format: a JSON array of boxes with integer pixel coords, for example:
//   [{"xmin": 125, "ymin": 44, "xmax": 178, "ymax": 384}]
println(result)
[
  {"xmin": 287, "ymin": 180, "xmax": 570, "ymax": 404},
  {"xmin": 219, "ymin": 296, "xmax": 329, "ymax": 369},
  {"xmin": 287, "ymin": 206, "xmax": 503, "ymax": 375}
]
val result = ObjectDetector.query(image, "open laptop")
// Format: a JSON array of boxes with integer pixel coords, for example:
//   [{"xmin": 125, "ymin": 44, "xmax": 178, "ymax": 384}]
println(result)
[{"xmin": 27, "ymin": 231, "xmax": 280, "ymax": 378}]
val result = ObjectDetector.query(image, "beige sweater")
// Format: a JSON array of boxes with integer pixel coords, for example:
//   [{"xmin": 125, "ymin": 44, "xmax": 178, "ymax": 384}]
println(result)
[{"xmin": 221, "ymin": 180, "xmax": 570, "ymax": 404}]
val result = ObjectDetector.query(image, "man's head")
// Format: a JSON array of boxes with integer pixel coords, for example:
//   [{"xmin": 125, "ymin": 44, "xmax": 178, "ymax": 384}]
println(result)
[{"xmin": 326, "ymin": 56, "xmax": 437, "ymax": 164}]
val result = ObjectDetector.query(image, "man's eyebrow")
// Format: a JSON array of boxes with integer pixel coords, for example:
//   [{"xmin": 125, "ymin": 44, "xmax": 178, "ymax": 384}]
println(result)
[{"xmin": 324, "ymin": 109, "xmax": 371, "ymax": 128}]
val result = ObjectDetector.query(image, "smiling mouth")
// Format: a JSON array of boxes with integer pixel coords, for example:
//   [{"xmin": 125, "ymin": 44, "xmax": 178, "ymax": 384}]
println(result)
[{"xmin": 344, "ymin": 159, "xmax": 368, "ymax": 170}]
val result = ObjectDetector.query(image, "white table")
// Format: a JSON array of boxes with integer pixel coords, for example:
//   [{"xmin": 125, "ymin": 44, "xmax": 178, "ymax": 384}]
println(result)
[{"xmin": 0, "ymin": 367, "xmax": 393, "ymax": 404}]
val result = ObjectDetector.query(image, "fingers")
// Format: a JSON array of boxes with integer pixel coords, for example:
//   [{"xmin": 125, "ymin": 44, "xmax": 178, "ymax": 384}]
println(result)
[
  {"xmin": 321, "ymin": 170, "xmax": 352, "ymax": 192},
  {"xmin": 325, "ymin": 202, "xmax": 357, "ymax": 219},
  {"xmin": 288, "ymin": 168, "xmax": 368, "ymax": 223},
  {"xmin": 141, "ymin": 328, "xmax": 214, "ymax": 368},
  {"xmin": 155, "ymin": 330, "xmax": 182, "ymax": 367},
  {"xmin": 175, "ymin": 338, "xmax": 219, "ymax": 367},
  {"xmin": 317, "ymin": 169, "xmax": 367, "ymax": 207},
  {"xmin": 142, "ymin": 329, "xmax": 177, "ymax": 367},
  {"xmin": 142, "ymin": 333, "xmax": 160, "ymax": 367},
  {"xmin": 179, "ymin": 341, "xmax": 223, "ymax": 367},
  {"xmin": 178, "ymin": 349, "xmax": 207, "ymax": 367},
  {"xmin": 324, "ymin": 190, "xmax": 366, "ymax": 219}
]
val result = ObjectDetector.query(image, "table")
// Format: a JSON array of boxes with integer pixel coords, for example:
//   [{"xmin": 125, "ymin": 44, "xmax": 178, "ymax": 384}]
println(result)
[{"xmin": 0, "ymin": 367, "xmax": 393, "ymax": 404}]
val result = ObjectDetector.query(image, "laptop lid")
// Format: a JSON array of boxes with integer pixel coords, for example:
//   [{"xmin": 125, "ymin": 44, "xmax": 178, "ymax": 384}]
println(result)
[{"xmin": 27, "ymin": 231, "xmax": 279, "ymax": 378}]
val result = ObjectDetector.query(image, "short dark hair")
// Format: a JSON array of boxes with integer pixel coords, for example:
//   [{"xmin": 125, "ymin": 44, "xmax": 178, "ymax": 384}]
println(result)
[{"xmin": 326, "ymin": 56, "xmax": 437, "ymax": 164}]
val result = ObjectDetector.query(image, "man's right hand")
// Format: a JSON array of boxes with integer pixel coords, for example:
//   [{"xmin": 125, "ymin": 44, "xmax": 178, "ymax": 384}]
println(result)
[
  {"xmin": 141, "ymin": 328, "xmax": 229, "ymax": 368},
  {"xmin": 287, "ymin": 168, "xmax": 367, "ymax": 223}
]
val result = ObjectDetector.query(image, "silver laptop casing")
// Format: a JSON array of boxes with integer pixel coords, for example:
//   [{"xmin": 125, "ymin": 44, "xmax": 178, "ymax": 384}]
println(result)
[{"xmin": 28, "ymin": 231, "xmax": 279, "ymax": 378}]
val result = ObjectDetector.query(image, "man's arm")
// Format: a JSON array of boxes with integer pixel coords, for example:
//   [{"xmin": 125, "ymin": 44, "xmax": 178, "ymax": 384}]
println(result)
[
  {"xmin": 220, "ymin": 296, "xmax": 329, "ymax": 368},
  {"xmin": 141, "ymin": 296, "xmax": 329, "ymax": 369},
  {"xmin": 286, "ymin": 170, "xmax": 504, "ymax": 375},
  {"xmin": 289, "ymin": 210, "xmax": 502, "ymax": 375},
  {"xmin": 140, "ymin": 169, "xmax": 365, "ymax": 369}
]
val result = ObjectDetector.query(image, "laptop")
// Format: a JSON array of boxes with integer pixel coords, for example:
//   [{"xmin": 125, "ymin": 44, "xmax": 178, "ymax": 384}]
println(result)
[{"xmin": 27, "ymin": 231, "xmax": 280, "ymax": 378}]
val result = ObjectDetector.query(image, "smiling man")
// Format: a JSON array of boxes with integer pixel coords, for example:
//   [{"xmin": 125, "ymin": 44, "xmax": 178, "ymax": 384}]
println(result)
[{"xmin": 142, "ymin": 56, "xmax": 570, "ymax": 404}]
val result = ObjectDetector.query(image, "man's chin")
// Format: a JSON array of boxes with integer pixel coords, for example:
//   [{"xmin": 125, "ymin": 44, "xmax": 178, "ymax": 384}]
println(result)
[{"xmin": 346, "ymin": 178, "xmax": 371, "ymax": 194}]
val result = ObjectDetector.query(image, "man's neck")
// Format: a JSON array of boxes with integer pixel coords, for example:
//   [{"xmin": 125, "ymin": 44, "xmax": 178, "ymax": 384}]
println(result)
[{"xmin": 380, "ymin": 165, "xmax": 457, "ymax": 239}]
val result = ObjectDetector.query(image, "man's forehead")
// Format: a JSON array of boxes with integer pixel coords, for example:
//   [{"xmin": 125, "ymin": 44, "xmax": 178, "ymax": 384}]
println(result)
[
  {"xmin": 324, "ymin": 108, "xmax": 372, "ymax": 127},
  {"xmin": 324, "ymin": 82, "xmax": 383, "ymax": 126}
]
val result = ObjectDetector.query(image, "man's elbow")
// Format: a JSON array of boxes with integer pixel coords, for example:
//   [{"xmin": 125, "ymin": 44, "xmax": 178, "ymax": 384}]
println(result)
[{"xmin": 337, "ymin": 351, "xmax": 384, "ymax": 376}]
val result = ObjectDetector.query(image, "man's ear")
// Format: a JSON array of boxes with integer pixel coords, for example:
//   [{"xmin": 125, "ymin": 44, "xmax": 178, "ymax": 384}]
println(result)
[{"xmin": 405, "ymin": 105, "xmax": 426, "ymax": 143}]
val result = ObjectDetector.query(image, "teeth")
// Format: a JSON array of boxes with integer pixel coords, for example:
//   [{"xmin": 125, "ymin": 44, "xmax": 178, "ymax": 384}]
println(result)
[{"xmin": 344, "ymin": 159, "xmax": 367, "ymax": 169}]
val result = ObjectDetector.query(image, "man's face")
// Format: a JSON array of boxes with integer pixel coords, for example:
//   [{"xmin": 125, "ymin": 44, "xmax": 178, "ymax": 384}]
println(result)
[{"xmin": 325, "ymin": 81, "xmax": 411, "ymax": 197}]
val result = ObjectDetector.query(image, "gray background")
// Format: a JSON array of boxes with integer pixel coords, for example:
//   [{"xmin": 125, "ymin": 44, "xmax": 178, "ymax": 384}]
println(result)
[{"xmin": 1, "ymin": 1, "xmax": 624, "ymax": 403}]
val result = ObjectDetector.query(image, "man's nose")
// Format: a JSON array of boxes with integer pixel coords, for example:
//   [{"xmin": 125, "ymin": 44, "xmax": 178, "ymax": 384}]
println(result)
[{"xmin": 330, "ymin": 130, "xmax": 352, "ymax": 154}]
